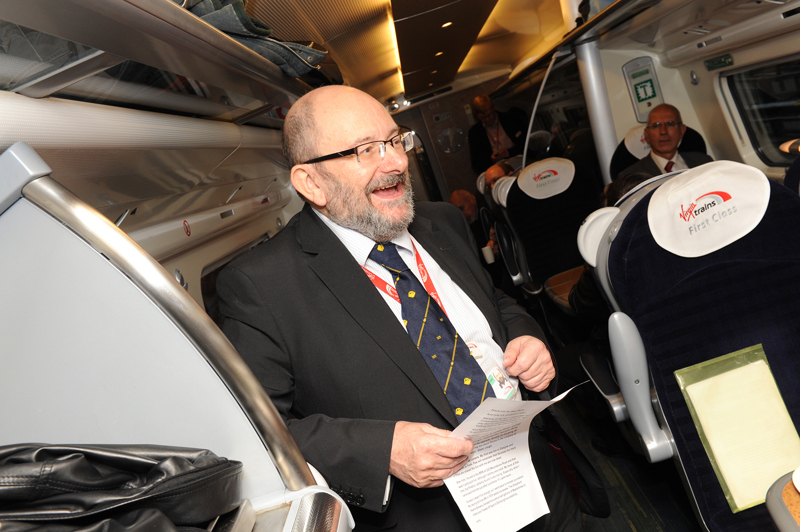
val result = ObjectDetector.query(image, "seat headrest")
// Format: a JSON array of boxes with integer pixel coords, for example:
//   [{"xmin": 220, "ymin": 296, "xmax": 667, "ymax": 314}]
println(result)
[
  {"xmin": 517, "ymin": 158, "xmax": 575, "ymax": 200},
  {"xmin": 527, "ymin": 130, "xmax": 552, "ymax": 152},
  {"xmin": 476, "ymin": 172, "xmax": 486, "ymax": 195},
  {"xmin": 624, "ymin": 125, "xmax": 650, "ymax": 160},
  {"xmin": 504, "ymin": 154, "xmax": 524, "ymax": 172},
  {"xmin": 577, "ymin": 207, "xmax": 620, "ymax": 267},
  {"xmin": 647, "ymin": 161, "xmax": 771, "ymax": 258},
  {"xmin": 492, "ymin": 176, "xmax": 516, "ymax": 208}
]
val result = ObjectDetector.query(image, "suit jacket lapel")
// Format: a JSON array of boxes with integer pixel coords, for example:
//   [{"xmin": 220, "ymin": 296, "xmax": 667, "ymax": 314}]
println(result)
[{"xmin": 297, "ymin": 206, "xmax": 458, "ymax": 427}]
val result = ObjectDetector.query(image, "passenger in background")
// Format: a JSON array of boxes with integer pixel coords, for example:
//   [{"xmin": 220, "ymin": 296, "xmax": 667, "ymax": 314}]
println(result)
[
  {"xmin": 478, "ymin": 162, "xmax": 515, "ymax": 217},
  {"xmin": 618, "ymin": 104, "xmax": 713, "ymax": 179},
  {"xmin": 218, "ymin": 86, "xmax": 581, "ymax": 532},
  {"xmin": 469, "ymin": 94, "xmax": 528, "ymax": 175},
  {"xmin": 449, "ymin": 189, "xmax": 479, "ymax": 225},
  {"xmin": 449, "ymin": 189, "xmax": 503, "ymax": 287},
  {"xmin": 484, "ymin": 162, "xmax": 514, "ymax": 192}
]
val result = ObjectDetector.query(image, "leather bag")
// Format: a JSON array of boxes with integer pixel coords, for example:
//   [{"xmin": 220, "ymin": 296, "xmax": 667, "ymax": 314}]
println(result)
[{"xmin": 0, "ymin": 444, "xmax": 242, "ymax": 528}]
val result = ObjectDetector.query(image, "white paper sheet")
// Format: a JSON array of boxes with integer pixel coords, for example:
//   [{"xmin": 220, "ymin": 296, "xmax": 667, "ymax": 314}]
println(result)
[{"xmin": 444, "ymin": 388, "xmax": 574, "ymax": 532}]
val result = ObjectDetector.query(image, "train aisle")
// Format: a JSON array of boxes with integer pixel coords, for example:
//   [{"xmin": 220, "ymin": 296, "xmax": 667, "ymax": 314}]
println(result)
[{"xmin": 555, "ymin": 394, "xmax": 702, "ymax": 531}]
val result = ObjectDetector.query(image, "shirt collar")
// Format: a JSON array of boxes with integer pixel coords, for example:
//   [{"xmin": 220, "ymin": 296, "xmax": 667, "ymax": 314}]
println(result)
[
  {"xmin": 649, "ymin": 151, "xmax": 686, "ymax": 171},
  {"xmin": 313, "ymin": 208, "xmax": 414, "ymax": 265}
]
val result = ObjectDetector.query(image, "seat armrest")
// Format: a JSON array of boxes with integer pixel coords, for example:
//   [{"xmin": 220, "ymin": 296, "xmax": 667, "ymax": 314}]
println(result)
[
  {"xmin": 608, "ymin": 312, "xmax": 673, "ymax": 463},
  {"xmin": 579, "ymin": 351, "xmax": 628, "ymax": 423},
  {"xmin": 766, "ymin": 471, "xmax": 800, "ymax": 532},
  {"xmin": 522, "ymin": 281, "xmax": 543, "ymax": 296}
]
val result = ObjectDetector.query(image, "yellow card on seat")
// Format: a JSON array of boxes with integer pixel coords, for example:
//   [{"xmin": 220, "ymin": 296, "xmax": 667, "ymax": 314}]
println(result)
[{"xmin": 675, "ymin": 344, "xmax": 800, "ymax": 513}]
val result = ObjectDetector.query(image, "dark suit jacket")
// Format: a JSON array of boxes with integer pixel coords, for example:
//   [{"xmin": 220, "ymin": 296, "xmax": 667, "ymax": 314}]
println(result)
[
  {"xmin": 618, "ymin": 151, "xmax": 713, "ymax": 179},
  {"xmin": 469, "ymin": 108, "xmax": 529, "ymax": 174},
  {"xmin": 217, "ymin": 202, "xmax": 556, "ymax": 531}
]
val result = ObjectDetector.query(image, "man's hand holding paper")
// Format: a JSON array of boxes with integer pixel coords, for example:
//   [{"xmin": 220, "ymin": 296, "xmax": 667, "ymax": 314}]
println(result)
[{"xmin": 389, "ymin": 421, "xmax": 474, "ymax": 488}]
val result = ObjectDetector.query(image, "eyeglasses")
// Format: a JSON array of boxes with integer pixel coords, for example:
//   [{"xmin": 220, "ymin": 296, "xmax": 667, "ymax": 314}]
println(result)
[
  {"xmin": 645, "ymin": 121, "xmax": 682, "ymax": 130},
  {"xmin": 303, "ymin": 130, "xmax": 414, "ymax": 165}
]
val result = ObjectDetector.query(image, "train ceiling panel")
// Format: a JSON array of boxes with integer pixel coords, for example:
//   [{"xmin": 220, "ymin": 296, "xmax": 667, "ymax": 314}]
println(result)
[{"xmin": 392, "ymin": 0, "xmax": 498, "ymax": 98}]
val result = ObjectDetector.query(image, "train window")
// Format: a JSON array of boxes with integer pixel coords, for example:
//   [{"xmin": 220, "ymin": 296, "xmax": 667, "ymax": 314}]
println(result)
[{"xmin": 727, "ymin": 58, "xmax": 800, "ymax": 166}]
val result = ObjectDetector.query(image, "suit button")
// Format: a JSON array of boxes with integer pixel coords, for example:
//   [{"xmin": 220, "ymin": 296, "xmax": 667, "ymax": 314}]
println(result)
[
  {"xmin": 356, "ymin": 495, "xmax": 365, "ymax": 506},
  {"xmin": 345, "ymin": 493, "xmax": 355, "ymax": 504}
]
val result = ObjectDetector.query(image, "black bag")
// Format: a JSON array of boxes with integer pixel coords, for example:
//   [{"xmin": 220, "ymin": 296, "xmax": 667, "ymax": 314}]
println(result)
[{"xmin": 0, "ymin": 444, "xmax": 243, "ymax": 530}]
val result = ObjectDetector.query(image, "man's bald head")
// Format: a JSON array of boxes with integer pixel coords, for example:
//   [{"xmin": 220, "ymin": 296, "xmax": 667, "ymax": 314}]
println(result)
[
  {"xmin": 283, "ymin": 86, "xmax": 391, "ymax": 168},
  {"xmin": 485, "ymin": 162, "xmax": 513, "ymax": 190},
  {"xmin": 472, "ymin": 95, "xmax": 492, "ymax": 114},
  {"xmin": 449, "ymin": 189, "xmax": 478, "ymax": 223}
]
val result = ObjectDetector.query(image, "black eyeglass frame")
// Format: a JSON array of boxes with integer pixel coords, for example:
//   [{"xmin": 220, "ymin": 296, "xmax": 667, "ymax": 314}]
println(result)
[
  {"xmin": 645, "ymin": 120, "xmax": 683, "ymax": 131},
  {"xmin": 302, "ymin": 129, "xmax": 414, "ymax": 165}
]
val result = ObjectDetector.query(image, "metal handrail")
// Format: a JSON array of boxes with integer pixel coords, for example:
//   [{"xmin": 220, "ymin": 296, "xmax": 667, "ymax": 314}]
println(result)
[{"xmin": 22, "ymin": 173, "xmax": 316, "ymax": 492}]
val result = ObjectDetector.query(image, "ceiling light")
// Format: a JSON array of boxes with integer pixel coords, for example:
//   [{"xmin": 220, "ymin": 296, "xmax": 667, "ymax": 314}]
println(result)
[
  {"xmin": 435, "ymin": 52, "xmax": 443, "ymax": 56},
  {"xmin": 431, "ymin": 70, "xmax": 438, "ymax": 74},
  {"xmin": 429, "ymin": 83, "xmax": 434, "ymax": 86},
  {"xmin": 442, "ymin": 22, "xmax": 452, "ymax": 28},
  {"xmin": 403, "ymin": 101, "xmax": 410, "ymax": 106}
]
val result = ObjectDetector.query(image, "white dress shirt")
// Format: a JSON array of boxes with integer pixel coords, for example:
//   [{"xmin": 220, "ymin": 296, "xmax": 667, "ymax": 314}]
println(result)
[
  {"xmin": 314, "ymin": 210, "xmax": 516, "ymax": 388},
  {"xmin": 650, "ymin": 151, "xmax": 688, "ymax": 174},
  {"xmin": 315, "ymin": 209, "xmax": 520, "ymax": 504}
]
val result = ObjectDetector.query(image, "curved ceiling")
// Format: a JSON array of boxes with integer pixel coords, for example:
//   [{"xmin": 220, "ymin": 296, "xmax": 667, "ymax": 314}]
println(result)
[{"xmin": 246, "ymin": 0, "xmax": 576, "ymax": 105}]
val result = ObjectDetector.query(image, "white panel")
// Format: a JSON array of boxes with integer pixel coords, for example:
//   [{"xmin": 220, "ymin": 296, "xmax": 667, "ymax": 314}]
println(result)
[{"xmin": 0, "ymin": 198, "xmax": 284, "ymax": 499}]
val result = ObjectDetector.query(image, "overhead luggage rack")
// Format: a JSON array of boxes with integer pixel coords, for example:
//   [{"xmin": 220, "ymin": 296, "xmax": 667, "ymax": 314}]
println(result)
[{"xmin": 0, "ymin": 0, "xmax": 310, "ymax": 110}]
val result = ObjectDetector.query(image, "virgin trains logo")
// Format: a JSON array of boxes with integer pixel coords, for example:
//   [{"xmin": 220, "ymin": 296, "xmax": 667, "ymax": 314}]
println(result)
[
  {"xmin": 679, "ymin": 191, "xmax": 732, "ymax": 222},
  {"xmin": 532, "ymin": 170, "xmax": 558, "ymax": 182}
]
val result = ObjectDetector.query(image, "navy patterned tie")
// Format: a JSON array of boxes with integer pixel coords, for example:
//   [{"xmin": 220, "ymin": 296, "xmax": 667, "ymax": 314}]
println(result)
[{"xmin": 369, "ymin": 242, "xmax": 494, "ymax": 420}]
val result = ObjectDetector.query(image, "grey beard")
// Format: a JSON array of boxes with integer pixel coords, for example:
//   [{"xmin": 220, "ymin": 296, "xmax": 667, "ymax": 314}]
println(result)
[{"xmin": 324, "ymin": 172, "xmax": 415, "ymax": 242}]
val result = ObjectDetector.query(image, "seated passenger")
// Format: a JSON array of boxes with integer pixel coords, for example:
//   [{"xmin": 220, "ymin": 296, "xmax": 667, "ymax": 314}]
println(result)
[
  {"xmin": 618, "ymin": 104, "xmax": 712, "ymax": 179},
  {"xmin": 449, "ymin": 189, "xmax": 503, "ymax": 286},
  {"xmin": 485, "ymin": 162, "xmax": 514, "ymax": 191}
]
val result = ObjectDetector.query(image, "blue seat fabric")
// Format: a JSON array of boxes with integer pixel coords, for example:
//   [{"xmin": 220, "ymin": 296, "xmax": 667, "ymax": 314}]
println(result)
[{"xmin": 608, "ymin": 179, "xmax": 800, "ymax": 531}]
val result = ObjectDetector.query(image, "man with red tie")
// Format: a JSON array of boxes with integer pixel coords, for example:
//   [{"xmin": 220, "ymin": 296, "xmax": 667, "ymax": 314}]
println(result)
[{"xmin": 619, "ymin": 103, "xmax": 713, "ymax": 179}]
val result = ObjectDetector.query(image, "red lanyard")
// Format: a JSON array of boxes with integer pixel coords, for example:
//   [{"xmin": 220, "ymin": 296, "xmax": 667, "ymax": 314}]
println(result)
[{"xmin": 362, "ymin": 242, "xmax": 448, "ymax": 316}]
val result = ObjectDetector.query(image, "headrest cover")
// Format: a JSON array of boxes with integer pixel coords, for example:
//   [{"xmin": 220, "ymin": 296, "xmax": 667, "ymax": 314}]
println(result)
[
  {"xmin": 517, "ymin": 158, "xmax": 575, "ymax": 199},
  {"xmin": 624, "ymin": 125, "xmax": 650, "ymax": 160},
  {"xmin": 476, "ymin": 173, "xmax": 486, "ymax": 195},
  {"xmin": 492, "ymin": 176, "xmax": 516, "ymax": 208},
  {"xmin": 527, "ymin": 130, "xmax": 552, "ymax": 152},
  {"xmin": 647, "ymin": 161, "xmax": 771, "ymax": 258}
]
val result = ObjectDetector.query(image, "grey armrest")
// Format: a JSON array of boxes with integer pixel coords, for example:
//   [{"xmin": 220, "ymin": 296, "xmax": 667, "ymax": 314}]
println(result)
[
  {"xmin": 608, "ymin": 311, "xmax": 673, "ymax": 463},
  {"xmin": 767, "ymin": 471, "xmax": 800, "ymax": 532}
]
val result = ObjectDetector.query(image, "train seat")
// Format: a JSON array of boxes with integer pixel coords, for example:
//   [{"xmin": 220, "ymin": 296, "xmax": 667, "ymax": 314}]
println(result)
[
  {"xmin": 504, "ymin": 157, "xmax": 599, "ymax": 284},
  {"xmin": 610, "ymin": 124, "xmax": 709, "ymax": 180},
  {"xmin": 491, "ymin": 159, "xmax": 598, "ymax": 346},
  {"xmin": 579, "ymin": 161, "xmax": 800, "ymax": 531}
]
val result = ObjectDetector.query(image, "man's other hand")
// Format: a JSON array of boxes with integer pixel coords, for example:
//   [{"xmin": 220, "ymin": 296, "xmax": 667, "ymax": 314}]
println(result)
[
  {"xmin": 389, "ymin": 421, "xmax": 473, "ymax": 488},
  {"xmin": 502, "ymin": 335, "xmax": 555, "ymax": 392}
]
